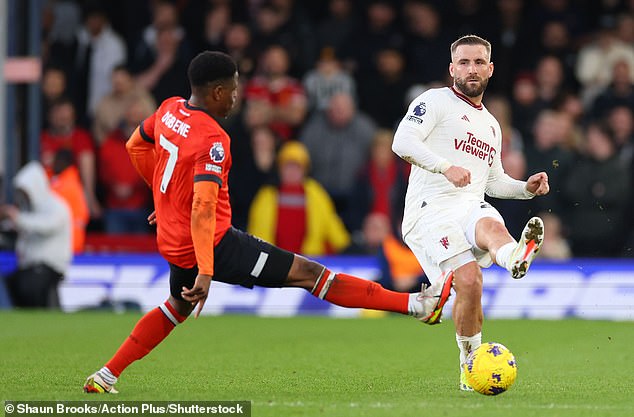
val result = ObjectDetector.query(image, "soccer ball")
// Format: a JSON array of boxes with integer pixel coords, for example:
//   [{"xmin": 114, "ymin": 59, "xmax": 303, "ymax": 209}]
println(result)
[{"xmin": 464, "ymin": 342, "xmax": 517, "ymax": 395}]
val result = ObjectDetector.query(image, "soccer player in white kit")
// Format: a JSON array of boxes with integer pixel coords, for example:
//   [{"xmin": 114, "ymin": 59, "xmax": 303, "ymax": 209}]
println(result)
[{"xmin": 392, "ymin": 35, "xmax": 550, "ymax": 391}]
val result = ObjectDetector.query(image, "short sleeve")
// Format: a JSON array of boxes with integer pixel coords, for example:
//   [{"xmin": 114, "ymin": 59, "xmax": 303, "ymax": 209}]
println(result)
[
  {"xmin": 193, "ymin": 135, "xmax": 228, "ymax": 187},
  {"xmin": 139, "ymin": 112, "xmax": 157, "ymax": 144}
]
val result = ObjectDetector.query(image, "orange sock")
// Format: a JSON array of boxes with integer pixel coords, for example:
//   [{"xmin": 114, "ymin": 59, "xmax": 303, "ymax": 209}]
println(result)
[
  {"xmin": 311, "ymin": 270, "xmax": 409, "ymax": 314},
  {"xmin": 105, "ymin": 301, "xmax": 187, "ymax": 377}
]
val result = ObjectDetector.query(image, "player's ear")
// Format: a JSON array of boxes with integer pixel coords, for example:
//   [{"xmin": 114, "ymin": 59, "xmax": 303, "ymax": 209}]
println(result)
[
  {"xmin": 488, "ymin": 62, "xmax": 494, "ymax": 77},
  {"xmin": 449, "ymin": 62, "xmax": 454, "ymax": 77},
  {"xmin": 212, "ymin": 84, "xmax": 224, "ymax": 101}
]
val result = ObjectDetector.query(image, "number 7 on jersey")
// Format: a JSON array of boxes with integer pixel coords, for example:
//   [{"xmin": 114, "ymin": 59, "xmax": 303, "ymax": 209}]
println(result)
[{"xmin": 159, "ymin": 134, "xmax": 178, "ymax": 193}]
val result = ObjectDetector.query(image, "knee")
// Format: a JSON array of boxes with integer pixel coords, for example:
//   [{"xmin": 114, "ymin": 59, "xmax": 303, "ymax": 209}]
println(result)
[
  {"xmin": 168, "ymin": 296, "xmax": 193, "ymax": 318},
  {"xmin": 286, "ymin": 256, "xmax": 324, "ymax": 289},
  {"xmin": 453, "ymin": 266, "xmax": 483, "ymax": 296}
]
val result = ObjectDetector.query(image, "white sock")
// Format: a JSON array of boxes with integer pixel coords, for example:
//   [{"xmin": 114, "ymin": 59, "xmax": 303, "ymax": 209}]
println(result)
[
  {"xmin": 407, "ymin": 293, "xmax": 421, "ymax": 316},
  {"xmin": 456, "ymin": 333, "xmax": 482, "ymax": 370},
  {"xmin": 98, "ymin": 367, "xmax": 117, "ymax": 386},
  {"xmin": 495, "ymin": 241, "xmax": 517, "ymax": 271}
]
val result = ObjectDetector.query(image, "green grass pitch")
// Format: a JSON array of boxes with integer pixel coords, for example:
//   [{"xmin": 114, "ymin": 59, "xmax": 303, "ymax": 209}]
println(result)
[{"xmin": 1, "ymin": 311, "xmax": 633, "ymax": 417}]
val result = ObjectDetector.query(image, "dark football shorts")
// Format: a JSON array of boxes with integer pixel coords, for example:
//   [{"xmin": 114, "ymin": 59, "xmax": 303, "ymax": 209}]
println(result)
[{"xmin": 169, "ymin": 227, "xmax": 295, "ymax": 301}]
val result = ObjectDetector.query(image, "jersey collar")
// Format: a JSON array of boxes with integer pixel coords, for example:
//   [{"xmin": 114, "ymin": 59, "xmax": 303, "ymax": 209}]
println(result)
[
  {"xmin": 185, "ymin": 100, "xmax": 215, "ymax": 119},
  {"xmin": 450, "ymin": 86, "xmax": 483, "ymax": 110}
]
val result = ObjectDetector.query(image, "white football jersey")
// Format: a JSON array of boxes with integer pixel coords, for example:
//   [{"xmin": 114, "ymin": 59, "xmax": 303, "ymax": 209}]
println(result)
[{"xmin": 393, "ymin": 86, "xmax": 531, "ymax": 236}]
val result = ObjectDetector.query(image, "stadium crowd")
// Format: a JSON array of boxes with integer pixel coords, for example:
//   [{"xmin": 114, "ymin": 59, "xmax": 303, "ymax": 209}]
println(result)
[{"xmin": 38, "ymin": 0, "xmax": 634, "ymax": 259}]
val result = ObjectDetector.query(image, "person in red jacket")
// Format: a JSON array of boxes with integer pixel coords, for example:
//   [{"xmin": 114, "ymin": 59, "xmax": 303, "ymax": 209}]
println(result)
[
  {"xmin": 98, "ymin": 99, "xmax": 152, "ymax": 233},
  {"xmin": 41, "ymin": 98, "xmax": 100, "ymax": 218}
]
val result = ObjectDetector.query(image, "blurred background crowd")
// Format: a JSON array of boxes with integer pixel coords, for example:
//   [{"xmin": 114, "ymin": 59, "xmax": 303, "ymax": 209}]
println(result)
[{"xmin": 11, "ymin": 0, "xmax": 634, "ymax": 263}]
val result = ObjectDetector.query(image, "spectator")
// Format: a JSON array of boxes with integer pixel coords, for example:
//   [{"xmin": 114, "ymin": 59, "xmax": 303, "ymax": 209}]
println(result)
[
  {"xmin": 510, "ymin": 72, "xmax": 543, "ymax": 142},
  {"xmin": 575, "ymin": 24, "xmax": 634, "ymax": 105},
  {"xmin": 358, "ymin": 47, "xmax": 415, "ymax": 129},
  {"xmin": 41, "ymin": 98, "xmax": 100, "ymax": 218},
  {"xmin": 538, "ymin": 211, "xmax": 572, "ymax": 260},
  {"xmin": 303, "ymin": 47, "xmax": 356, "ymax": 114},
  {"xmin": 346, "ymin": 212, "xmax": 427, "ymax": 293},
  {"xmin": 524, "ymin": 110, "xmax": 574, "ymax": 216},
  {"xmin": 98, "ymin": 99, "xmax": 153, "ymax": 234},
  {"xmin": 316, "ymin": 0, "xmax": 358, "ymax": 57},
  {"xmin": 92, "ymin": 65, "xmax": 156, "ymax": 145},
  {"xmin": 377, "ymin": 230, "xmax": 428, "ymax": 293},
  {"xmin": 229, "ymin": 126, "xmax": 279, "ymax": 231},
  {"xmin": 590, "ymin": 59, "xmax": 634, "ymax": 120},
  {"xmin": 248, "ymin": 141, "xmax": 350, "ymax": 256},
  {"xmin": 348, "ymin": 129, "xmax": 409, "ymax": 234},
  {"xmin": 403, "ymin": 0, "xmax": 452, "ymax": 84},
  {"xmin": 343, "ymin": 0, "xmax": 403, "ymax": 77},
  {"xmin": 300, "ymin": 92, "xmax": 376, "ymax": 217},
  {"xmin": 448, "ymin": 0, "xmax": 493, "ymax": 36},
  {"xmin": 223, "ymin": 23, "xmax": 257, "ymax": 78},
  {"xmin": 197, "ymin": 3, "xmax": 232, "ymax": 53},
  {"xmin": 535, "ymin": 21, "xmax": 577, "ymax": 82},
  {"xmin": 253, "ymin": 0, "xmax": 317, "ymax": 75},
  {"xmin": 130, "ymin": 0, "xmax": 192, "ymax": 103},
  {"xmin": 41, "ymin": 66, "xmax": 68, "ymax": 130},
  {"xmin": 73, "ymin": 2, "xmax": 127, "ymax": 124},
  {"xmin": 0, "ymin": 161, "xmax": 71, "ymax": 308},
  {"xmin": 50, "ymin": 149, "xmax": 89, "ymax": 254},
  {"xmin": 42, "ymin": 0, "xmax": 82, "ymax": 79},
  {"xmin": 556, "ymin": 92, "xmax": 585, "ymax": 126},
  {"xmin": 534, "ymin": 55, "xmax": 568, "ymax": 109},
  {"xmin": 615, "ymin": 12, "xmax": 634, "ymax": 45},
  {"xmin": 562, "ymin": 121, "xmax": 631, "ymax": 256},
  {"xmin": 607, "ymin": 105, "xmax": 634, "ymax": 165},
  {"xmin": 484, "ymin": 0, "xmax": 530, "ymax": 93},
  {"xmin": 244, "ymin": 45, "xmax": 308, "ymax": 141}
]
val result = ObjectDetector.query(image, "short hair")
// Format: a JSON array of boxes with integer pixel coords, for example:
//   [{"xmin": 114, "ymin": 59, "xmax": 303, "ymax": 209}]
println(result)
[
  {"xmin": 450, "ymin": 35, "xmax": 492, "ymax": 61},
  {"xmin": 187, "ymin": 51, "xmax": 237, "ymax": 88},
  {"xmin": 112, "ymin": 63, "xmax": 131, "ymax": 74}
]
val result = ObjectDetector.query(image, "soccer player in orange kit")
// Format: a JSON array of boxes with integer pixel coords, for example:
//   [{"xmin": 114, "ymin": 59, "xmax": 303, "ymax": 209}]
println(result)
[{"xmin": 83, "ymin": 51, "xmax": 454, "ymax": 393}]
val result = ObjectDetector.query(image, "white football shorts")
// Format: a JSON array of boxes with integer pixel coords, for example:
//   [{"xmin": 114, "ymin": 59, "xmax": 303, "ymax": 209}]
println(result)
[{"xmin": 403, "ymin": 199, "xmax": 504, "ymax": 282}]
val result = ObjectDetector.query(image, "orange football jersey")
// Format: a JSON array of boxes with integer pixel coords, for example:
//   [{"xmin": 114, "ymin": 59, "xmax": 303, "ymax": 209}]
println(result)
[{"xmin": 140, "ymin": 97, "xmax": 232, "ymax": 268}]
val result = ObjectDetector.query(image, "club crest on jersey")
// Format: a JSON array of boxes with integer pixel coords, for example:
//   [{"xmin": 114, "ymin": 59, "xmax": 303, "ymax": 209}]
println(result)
[
  {"xmin": 440, "ymin": 236, "xmax": 450, "ymax": 249},
  {"xmin": 210, "ymin": 142, "xmax": 225, "ymax": 163},
  {"xmin": 413, "ymin": 102, "xmax": 426, "ymax": 116}
]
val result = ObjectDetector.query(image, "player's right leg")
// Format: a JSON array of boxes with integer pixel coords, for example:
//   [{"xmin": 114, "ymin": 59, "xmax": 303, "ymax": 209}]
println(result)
[
  {"xmin": 484, "ymin": 216, "xmax": 545, "ymax": 279},
  {"xmin": 508, "ymin": 217, "xmax": 544, "ymax": 279},
  {"xmin": 84, "ymin": 265, "xmax": 196, "ymax": 393}
]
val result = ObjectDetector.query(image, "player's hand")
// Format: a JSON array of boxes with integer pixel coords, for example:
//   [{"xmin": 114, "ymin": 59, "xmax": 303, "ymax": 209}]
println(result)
[
  {"xmin": 526, "ymin": 172, "xmax": 549, "ymax": 196},
  {"xmin": 181, "ymin": 274, "xmax": 213, "ymax": 318},
  {"xmin": 147, "ymin": 211, "xmax": 156, "ymax": 226},
  {"xmin": 443, "ymin": 166, "xmax": 471, "ymax": 187}
]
